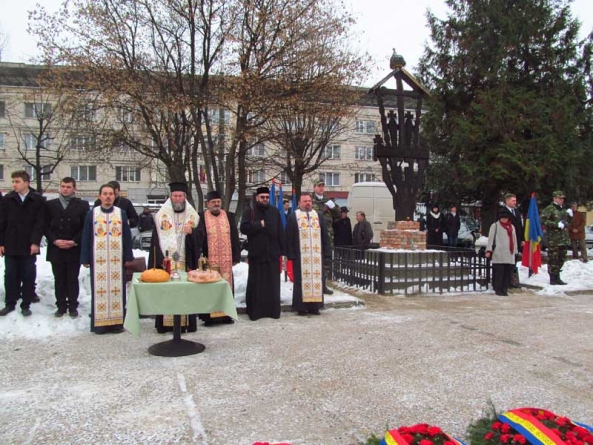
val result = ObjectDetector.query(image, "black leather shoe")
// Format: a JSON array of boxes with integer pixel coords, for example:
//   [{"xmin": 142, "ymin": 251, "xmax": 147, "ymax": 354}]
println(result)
[
  {"xmin": 69, "ymin": 309, "xmax": 79, "ymax": 318},
  {"xmin": 308, "ymin": 310, "xmax": 321, "ymax": 315},
  {"xmin": 22, "ymin": 309, "xmax": 32, "ymax": 317},
  {"xmin": 297, "ymin": 311, "xmax": 308, "ymax": 316},
  {"xmin": 323, "ymin": 287, "xmax": 334, "ymax": 295},
  {"xmin": 31, "ymin": 294, "xmax": 41, "ymax": 303},
  {"xmin": 223, "ymin": 318, "xmax": 235, "ymax": 324},
  {"xmin": 0, "ymin": 306, "xmax": 15, "ymax": 316},
  {"xmin": 54, "ymin": 310, "xmax": 66, "ymax": 318}
]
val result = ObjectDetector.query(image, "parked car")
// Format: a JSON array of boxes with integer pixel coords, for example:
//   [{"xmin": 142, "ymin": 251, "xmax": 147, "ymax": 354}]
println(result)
[
  {"xmin": 132, "ymin": 232, "xmax": 152, "ymax": 251},
  {"xmin": 443, "ymin": 218, "xmax": 480, "ymax": 248}
]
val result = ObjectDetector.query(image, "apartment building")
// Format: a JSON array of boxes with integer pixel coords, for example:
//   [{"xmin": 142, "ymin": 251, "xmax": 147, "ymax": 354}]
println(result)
[{"xmin": 0, "ymin": 62, "xmax": 420, "ymax": 206}]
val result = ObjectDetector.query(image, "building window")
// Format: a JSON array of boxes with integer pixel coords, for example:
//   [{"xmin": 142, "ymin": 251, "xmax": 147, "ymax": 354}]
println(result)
[
  {"xmin": 319, "ymin": 172, "xmax": 340, "ymax": 186},
  {"xmin": 0, "ymin": 134, "xmax": 4, "ymax": 150},
  {"xmin": 116, "ymin": 166, "xmax": 141, "ymax": 182},
  {"xmin": 0, "ymin": 101, "xmax": 5, "ymax": 118},
  {"xmin": 75, "ymin": 104, "xmax": 96, "ymax": 121},
  {"xmin": 118, "ymin": 107, "xmax": 134, "ymax": 124},
  {"xmin": 354, "ymin": 173, "xmax": 377, "ymax": 183},
  {"xmin": 355, "ymin": 146, "xmax": 374, "ymax": 161},
  {"xmin": 247, "ymin": 143, "xmax": 265, "ymax": 157},
  {"xmin": 207, "ymin": 108, "xmax": 231, "ymax": 124},
  {"xmin": 0, "ymin": 164, "xmax": 3, "ymax": 180},
  {"xmin": 71, "ymin": 135, "xmax": 96, "ymax": 151},
  {"xmin": 24, "ymin": 165, "xmax": 52, "ymax": 181},
  {"xmin": 279, "ymin": 171, "xmax": 292, "ymax": 185},
  {"xmin": 71, "ymin": 165, "xmax": 97, "ymax": 182},
  {"xmin": 25, "ymin": 103, "xmax": 52, "ymax": 119},
  {"xmin": 23, "ymin": 133, "xmax": 51, "ymax": 150},
  {"xmin": 355, "ymin": 120, "xmax": 376, "ymax": 134},
  {"xmin": 248, "ymin": 170, "xmax": 265, "ymax": 184},
  {"xmin": 324, "ymin": 145, "xmax": 341, "ymax": 160}
]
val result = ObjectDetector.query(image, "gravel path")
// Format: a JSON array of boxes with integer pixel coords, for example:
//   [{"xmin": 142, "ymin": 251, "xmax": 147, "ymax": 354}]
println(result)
[{"xmin": 1, "ymin": 290, "xmax": 592, "ymax": 445}]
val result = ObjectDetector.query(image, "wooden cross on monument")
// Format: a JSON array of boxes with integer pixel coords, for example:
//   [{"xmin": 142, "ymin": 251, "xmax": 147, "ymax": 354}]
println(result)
[{"xmin": 370, "ymin": 50, "xmax": 430, "ymax": 221}]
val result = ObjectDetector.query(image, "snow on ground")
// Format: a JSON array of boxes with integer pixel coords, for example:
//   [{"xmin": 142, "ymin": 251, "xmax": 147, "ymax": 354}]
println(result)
[
  {"xmin": 0, "ymin": 248, "xmax": 357, "ymax": 340},
  {"xmin": 0, "ymin": 247, "xmax": 591, "ymax": 340}
]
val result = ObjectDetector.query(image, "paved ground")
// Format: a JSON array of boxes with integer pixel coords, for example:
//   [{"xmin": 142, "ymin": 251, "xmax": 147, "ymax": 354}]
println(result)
[{"xmin": 1, "ymin": 289, "xmax": 592, "ymax": 445}]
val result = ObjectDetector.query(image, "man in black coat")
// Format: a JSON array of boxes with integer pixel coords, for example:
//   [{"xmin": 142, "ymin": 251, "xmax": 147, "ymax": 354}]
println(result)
[
  {"xmin": 445, "ymin": 205, "xmax": 461, "ymax": 247},
  {"xmin": 240, "ymin": 187, "xmax": 285, "ymax": 320},
  {"xmin": 0, "ymin": 170, "xmax": 46, "ymax": 316},
  {"xmin": 93, "ymin": 180, "xmax": 138, "ymax": 228},
  {"xmin": 45, "ymin": 177, "xmax": 90, "ymax": 317},
  {"xmin": 504, "ymin": 193, "xmax": 524, "ymax": 287},
  {"xmin": 333, "ymin": 206, "xmax": 353, "ymax": 247}
]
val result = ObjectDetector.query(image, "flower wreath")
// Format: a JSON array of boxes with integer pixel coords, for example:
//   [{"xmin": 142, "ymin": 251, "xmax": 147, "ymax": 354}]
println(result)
[
  {"xmin": 380, "ymin": 423, "xmax": 466, "ymax": 445},
  {"xmin": 483, "ymin": 408, "xmax": 593, "ymax": 445}
]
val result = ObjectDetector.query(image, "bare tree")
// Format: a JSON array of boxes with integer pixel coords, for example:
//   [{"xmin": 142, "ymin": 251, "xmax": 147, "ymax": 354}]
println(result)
[{"xmin": 0, "ymin": 25, "xmax": 9, "ymax": 62}]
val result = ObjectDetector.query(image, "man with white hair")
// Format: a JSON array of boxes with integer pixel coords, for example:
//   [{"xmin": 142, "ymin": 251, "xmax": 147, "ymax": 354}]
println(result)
[{"xmin": 148, "ymin": 182, "xmax": 202, "ymax": 333}]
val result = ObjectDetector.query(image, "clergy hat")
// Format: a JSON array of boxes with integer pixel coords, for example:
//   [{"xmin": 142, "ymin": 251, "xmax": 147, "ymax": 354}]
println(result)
[
  {"xmin": 340, "ymin": 206, "xmax": 349, "ymax": 213},
  {"xmin": 169, "ymin": 182, "xmax": 189, "ymax": 194},
  {"xmin": 205, "ymin": 190, "xmax": 222, "ymax": 201},
  {"xmin": 256, "ymin": 186, "xmax": 270, "ymax": 195}
]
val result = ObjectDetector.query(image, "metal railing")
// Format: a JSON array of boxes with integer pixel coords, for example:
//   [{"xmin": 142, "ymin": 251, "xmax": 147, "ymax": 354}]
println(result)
[{"xmin": 332, "ymin": 245, "xmax": 491, "ymax": 295}]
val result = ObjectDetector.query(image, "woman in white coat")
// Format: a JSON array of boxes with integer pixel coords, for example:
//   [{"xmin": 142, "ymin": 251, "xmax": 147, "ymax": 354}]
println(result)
[{"xmin": 486, "ymin": 208, "xmax": 518, "ymax": 296}]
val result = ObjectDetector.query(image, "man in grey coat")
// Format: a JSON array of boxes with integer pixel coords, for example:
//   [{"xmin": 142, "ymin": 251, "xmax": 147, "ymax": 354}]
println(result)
[{"xmin": 352, "ymin": 211, "xmax": 373, "ymax": 249}]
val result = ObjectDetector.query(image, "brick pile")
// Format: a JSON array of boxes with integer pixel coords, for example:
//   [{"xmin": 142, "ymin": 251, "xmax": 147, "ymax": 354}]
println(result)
[{"xmin": 380, "ymin": 220, "xmax": 426, "ymax": 250}]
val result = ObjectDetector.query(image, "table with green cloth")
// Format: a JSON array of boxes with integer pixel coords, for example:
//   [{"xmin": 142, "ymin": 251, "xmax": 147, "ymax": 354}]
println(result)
[{"xmin": 124, "ymin": 272, "xmax": 238, "ymax": 356}]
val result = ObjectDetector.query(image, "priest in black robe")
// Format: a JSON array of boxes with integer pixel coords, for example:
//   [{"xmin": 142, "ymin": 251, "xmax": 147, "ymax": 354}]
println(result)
[
  {"xmin": 240, "ymin": 186, "xmax": 285, "ymax": 320},
  {"xmin": 148, "ymin": 182, "xmax": 203, "ymax": 333},
  {"xmin": 196, "ymin": 190, "xmax": 241, "ymax": 326},
  {"xmin": 286, "ymin": 193, "xmax": 331, "ymax": 316}
]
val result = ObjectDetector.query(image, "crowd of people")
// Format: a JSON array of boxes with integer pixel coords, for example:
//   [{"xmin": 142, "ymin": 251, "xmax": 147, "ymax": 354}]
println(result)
[{"xmin": 0, "ymin": 169, "xmax": 586, "ymax": 332}]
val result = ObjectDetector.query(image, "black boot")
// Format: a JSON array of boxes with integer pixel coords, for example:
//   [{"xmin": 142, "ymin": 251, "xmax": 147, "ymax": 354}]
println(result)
[
  {"xmin": 549, "ymin": 274, "xmax": 558, "ymax": 285},
  {"xmin": 556, "ymin": 274, "xmax": 567, "ymax": 285}
]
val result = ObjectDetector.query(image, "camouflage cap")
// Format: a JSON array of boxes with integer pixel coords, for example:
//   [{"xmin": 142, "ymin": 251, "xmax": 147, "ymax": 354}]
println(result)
[
  {"xmin": 314, "ymin": 179, "xmax": 325, "ymax": 187},
  {"xmin": 553, "ymin": 191, "xmax": 565, "ymax": 198}
]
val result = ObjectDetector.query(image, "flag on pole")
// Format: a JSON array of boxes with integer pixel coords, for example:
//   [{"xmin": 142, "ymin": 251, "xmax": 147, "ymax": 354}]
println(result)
[
  {"xmin": 521, "ymin": 192, "xmax": 544, "ymax": 275},
  {"xmin": 270, "ymin": 179, "xmax": 276, "ymax": 208},
  {"xmin": 292, "ymin": 188, "xmax": 297, "ymax": 213},
  {"xmin": 278, "ymin": 182, "xmax": 287, "ymax": 229}
]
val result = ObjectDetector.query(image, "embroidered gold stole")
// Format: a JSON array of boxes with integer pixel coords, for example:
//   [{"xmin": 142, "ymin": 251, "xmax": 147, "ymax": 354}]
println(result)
[
  {"xmin": 92, "ymin": 206, "xmax": 125, "ymax": 327},
  {"xmin": 295, "ymin": 209, "xmax": 323, "ymax": 303},
  {"xmin": 205, "ymin": 210, "xmax": 233, "ymax": 318},
  {"xmin": 155, "ymin": 199, "xmax": 199, "ymax": 327}
]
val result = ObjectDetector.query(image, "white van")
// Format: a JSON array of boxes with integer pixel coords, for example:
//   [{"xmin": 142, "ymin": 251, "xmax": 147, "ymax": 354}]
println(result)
[{"xmin": 347, "ymin": 182, "xmax": 395, "ymax": 243}]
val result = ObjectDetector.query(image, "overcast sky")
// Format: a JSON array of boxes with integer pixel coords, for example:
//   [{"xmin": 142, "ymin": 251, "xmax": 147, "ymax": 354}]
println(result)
[{"xmin": 1, "ymin": 0, "xmax": 592, "ymax": 86}]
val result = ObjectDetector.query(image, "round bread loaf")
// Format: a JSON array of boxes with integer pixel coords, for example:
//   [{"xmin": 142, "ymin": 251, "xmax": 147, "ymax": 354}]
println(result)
[{"xmin": 140, "ymin": 268, "xmax": 170, "ymax": 283}]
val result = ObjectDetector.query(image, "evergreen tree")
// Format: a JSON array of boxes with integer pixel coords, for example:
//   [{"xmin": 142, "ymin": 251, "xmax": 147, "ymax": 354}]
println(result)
[{"xmin": 418, "ymin": 0, "xmax": 593, "ymax": 223}]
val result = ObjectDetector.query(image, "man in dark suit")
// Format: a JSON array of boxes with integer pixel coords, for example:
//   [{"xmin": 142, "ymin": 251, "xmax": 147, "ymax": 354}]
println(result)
[
  {"xmin": 0, "ymin": 170, "xmax": 46, "ymax": 316},
  {"xmin": 504, "ymin": 193, "xmax": 524, "ymax": 288},
  {"xmin": 45, "ymin": 177, "xmax": 90, "ymax": 317}
]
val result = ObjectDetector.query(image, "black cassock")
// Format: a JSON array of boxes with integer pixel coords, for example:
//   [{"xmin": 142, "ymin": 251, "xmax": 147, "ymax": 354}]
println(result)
[
  {"xmin": 240, "ymin": 203, "xmax": 285, "ymax": 320},
  {"xmin": 426, "ymin": 212, "xmax": 445, "ymax": 246},
  {"xmin": 286, "ymin": 211, "xmax": 331, "ymax": 313},
  {"xmin": 148, "ymin": 225, "xmax": 203, "ymax": 333}
]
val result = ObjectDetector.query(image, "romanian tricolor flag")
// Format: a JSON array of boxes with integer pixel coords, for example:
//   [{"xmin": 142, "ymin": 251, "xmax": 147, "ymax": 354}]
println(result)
[
  {"xmin": 380, "ymin": 428, "xmax": 410, "ymax": 445},
  {"xmin": 521, "ymin": 192, "xmax": 544, "ymax": 275}
]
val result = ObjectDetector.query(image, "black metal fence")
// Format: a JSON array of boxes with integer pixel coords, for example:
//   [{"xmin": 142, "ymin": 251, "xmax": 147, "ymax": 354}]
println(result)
[{"xmin": 332, "ymin": 246, "xmax": 491, "ymax": 296}]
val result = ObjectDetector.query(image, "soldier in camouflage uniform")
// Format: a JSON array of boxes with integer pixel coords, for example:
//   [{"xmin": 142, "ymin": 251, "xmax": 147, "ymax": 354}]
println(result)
[
  {"xmin": 312, "ymin": 179, "xmax": 341, "ymax": 294},
  {"xmin": 540, "ymin": 191, "xmax": 573, "ymax": 285}
]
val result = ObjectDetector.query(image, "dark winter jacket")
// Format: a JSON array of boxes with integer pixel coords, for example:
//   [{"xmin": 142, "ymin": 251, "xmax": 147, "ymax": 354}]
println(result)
[
  {"xmin": 45, "ymin": 197, "xmax": 90, "ymax": 263},
  {"xmin": 445, "ymin": 212, "xmax": 461, "ymax": 238},
  {"xmin": 0, "ymin": 190, "xmax": 46, "ymax": 255},
  {"xmin": 333, "ymin": 217, "xmax": 353, "ymax": 247}
]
